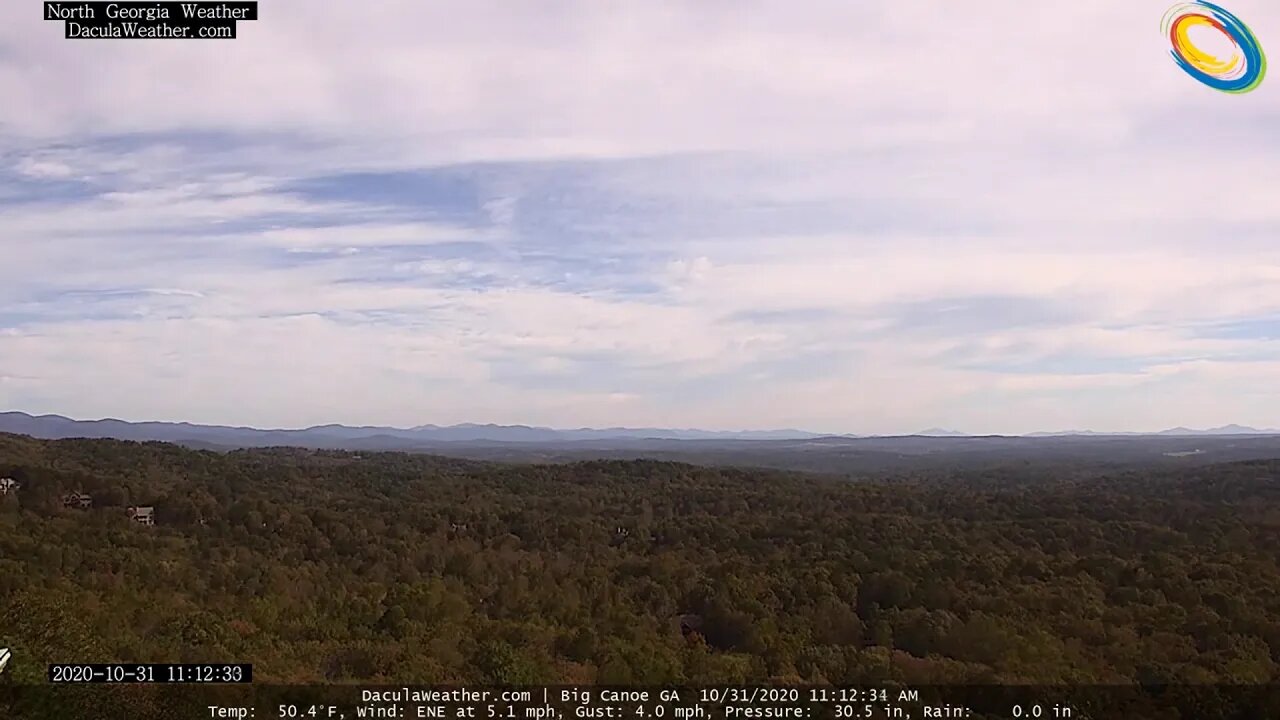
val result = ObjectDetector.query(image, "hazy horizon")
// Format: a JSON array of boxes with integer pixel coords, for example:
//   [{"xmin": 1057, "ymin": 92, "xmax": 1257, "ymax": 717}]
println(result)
[
  {"xmin": 3, "ymin": 408, "xmax": 1278, "ymax": 438},
  {"xmin": 3, "ymin": 1, "xmax": 1279, "ymax": 435}
]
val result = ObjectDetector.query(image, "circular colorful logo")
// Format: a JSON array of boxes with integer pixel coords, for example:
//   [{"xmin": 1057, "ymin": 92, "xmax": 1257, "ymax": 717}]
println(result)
[{"xmin": 1162, "ymin": 1, "xmax": 1266, "ymax": 93}]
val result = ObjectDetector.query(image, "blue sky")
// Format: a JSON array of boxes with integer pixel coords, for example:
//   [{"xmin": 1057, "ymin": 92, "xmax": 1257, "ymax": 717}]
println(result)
[{"xmin": 2, "ymin": 0, "xmax": 1279, "ymax": 434}]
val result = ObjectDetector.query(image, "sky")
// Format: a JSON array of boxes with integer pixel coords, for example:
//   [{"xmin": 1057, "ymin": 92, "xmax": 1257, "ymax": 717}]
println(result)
[{"xmin": 1, "ymin": 0, "xmax": 1279, "ymax": 435}]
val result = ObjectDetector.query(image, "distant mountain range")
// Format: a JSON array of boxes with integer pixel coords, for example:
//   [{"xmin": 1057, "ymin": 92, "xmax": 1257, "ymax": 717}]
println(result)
[
  {"xmin": 0, "ymin": 412, "xmax": 1276, "ymax": 448},
  {"xmin": 1026, "ymin": 425, "xmax": 1280, "ymax": 437},
  {"xmin": 0, "ymin": 412, "xmax": 845, "ymax": 446}
]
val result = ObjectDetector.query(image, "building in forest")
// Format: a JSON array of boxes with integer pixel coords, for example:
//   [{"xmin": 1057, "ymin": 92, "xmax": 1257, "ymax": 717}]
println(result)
[
  {"xmin": 128, "ymin": 506, "xmax": 155, "ymax": 526},
  {"xmin": 0, "ymin": 478, "xmax": 18, "ymax": 496},
  {"xmin": 63, "ymin": 492, "xmax": 92, "ymax": 509}
]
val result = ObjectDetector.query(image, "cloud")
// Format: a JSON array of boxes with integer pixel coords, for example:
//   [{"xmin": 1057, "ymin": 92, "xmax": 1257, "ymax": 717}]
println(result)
[
  {"xmin": 0, "ymin": 1, "xmax": 1278, "ymax": 433},
  {"xmin": 14, "ymin": 157, "xmax": 74, "ymax": 179}
]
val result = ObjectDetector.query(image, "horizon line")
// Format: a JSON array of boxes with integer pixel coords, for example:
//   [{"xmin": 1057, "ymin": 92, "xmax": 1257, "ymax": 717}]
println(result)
[{"xmin": 2, "ymin": 410, "xmax": 1278, "ymax": 438}]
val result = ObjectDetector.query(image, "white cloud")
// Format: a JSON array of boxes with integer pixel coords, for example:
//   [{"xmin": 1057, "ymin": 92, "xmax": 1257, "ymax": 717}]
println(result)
[
  {"xmin": 5, "ymin": 1, "xmax": 1273, "ymax": 157},
  {"xmin": 14, "ymin": 157, "xmax": 74, "ymax": 178},
  {"xmin": 256, "ymin": 223, "xmax": 496, "ymax": 250}
]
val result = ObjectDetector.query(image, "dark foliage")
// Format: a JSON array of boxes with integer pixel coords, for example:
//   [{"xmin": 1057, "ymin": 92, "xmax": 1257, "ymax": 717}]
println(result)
[{"xmin": 1, "ymin": 432, "xmax": 1278, "ymax": 684}]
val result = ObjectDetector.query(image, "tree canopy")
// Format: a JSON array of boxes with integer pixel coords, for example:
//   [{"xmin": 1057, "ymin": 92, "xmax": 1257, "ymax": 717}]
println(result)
[{"xmin": 1, "ymin": 432, "xmax": 1278, "ymax": 686}]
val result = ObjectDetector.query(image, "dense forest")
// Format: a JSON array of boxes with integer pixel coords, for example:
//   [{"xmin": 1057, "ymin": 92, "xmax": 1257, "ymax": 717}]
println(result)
[{"xmin": 2, "ymin": 431, "xmax": 1279, "ymax": 688}]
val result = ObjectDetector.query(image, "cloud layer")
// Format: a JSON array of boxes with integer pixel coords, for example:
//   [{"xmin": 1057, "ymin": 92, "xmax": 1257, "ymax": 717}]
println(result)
[{"xmin": 2, "ymin": 0, "xmax": 1278, "ymax": 433}]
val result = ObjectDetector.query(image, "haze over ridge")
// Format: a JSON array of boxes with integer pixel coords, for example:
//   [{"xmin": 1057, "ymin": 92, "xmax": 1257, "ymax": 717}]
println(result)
[{"xmin": 3, "ymin": 411, "xmax": 1277, "ymax": 444}]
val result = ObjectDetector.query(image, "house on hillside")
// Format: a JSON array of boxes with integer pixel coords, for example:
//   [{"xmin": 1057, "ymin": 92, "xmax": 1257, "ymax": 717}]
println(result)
[
  {"xmin": 0, "ymin": 478, "xmax": 18, "ymax": 496},
  {"xmin": 63, "ymin": 492, "xmax": 92, "ymax": 509},
  {"xmin": 127, "ymin": 506, "xmax": 155, "ymax": 526}
]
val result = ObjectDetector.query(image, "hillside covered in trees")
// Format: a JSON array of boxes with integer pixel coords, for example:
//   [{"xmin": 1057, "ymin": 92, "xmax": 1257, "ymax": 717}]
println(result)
[{"xmin": 2, "ymin": 431, "xmax": 1279, "ymax": 686}]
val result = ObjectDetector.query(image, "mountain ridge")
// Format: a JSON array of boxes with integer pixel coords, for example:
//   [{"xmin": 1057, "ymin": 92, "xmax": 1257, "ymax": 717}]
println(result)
[
  {"xmin": 0, "ymin": 411, "xmax": 847, "ymax": 444},
  {"xmin": 2, "ymin": 411, "xmax": 1278, "ymax": 446}
]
